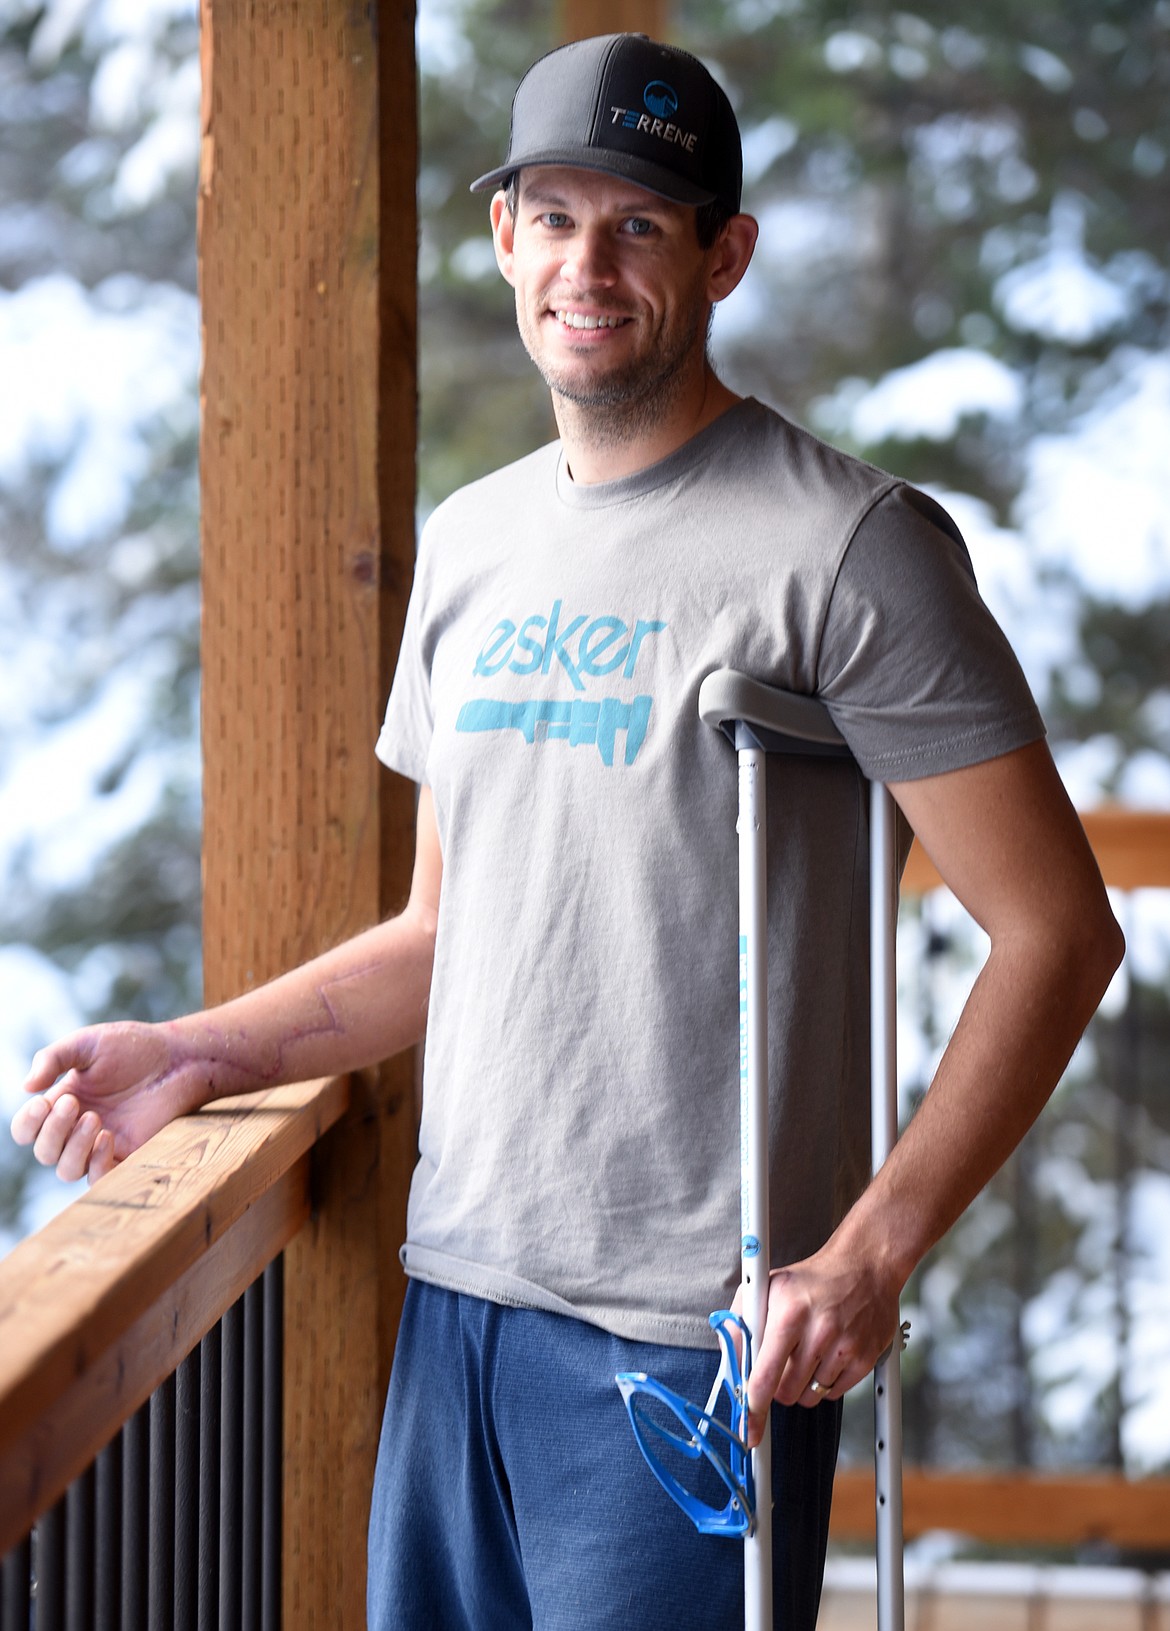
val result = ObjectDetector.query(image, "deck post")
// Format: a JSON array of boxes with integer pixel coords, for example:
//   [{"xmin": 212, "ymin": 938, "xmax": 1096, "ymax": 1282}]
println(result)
[
  {"xmin": 558, "ymin": 0, "xmax": 670, "ymax": 40},
  {"xmin": 197, "ymin": 2, "xmax": 418, "ymax": 1623}
]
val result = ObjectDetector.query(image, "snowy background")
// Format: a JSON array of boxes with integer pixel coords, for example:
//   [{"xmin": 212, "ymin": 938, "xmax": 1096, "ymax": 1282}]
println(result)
[
  {"xmin": 1, "ymin": 0, "xmax": 1168, "ymax": 1480},
  {"xmin": 0, "ymin": 0, "xmax": 202, "ymax": 1236}
]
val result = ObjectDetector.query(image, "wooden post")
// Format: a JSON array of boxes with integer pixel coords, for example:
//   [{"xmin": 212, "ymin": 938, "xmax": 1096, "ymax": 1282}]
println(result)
[
  {"xmin": 198, "ymin": 2, "xmax": 418, "ymax": 1624},
  {"xmin": 559, "ymin": 0, "xmax": 670, "ymax": 42}
]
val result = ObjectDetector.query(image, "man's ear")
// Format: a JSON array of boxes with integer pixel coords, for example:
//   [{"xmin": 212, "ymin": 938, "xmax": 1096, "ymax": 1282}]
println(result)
[
  {"xmin": 490, "ymin": 190, "xmax": 516, "ymax": 287},
  {"xmin": 706, "ymin": 213, "xmax": 759, "ymax": 306}
]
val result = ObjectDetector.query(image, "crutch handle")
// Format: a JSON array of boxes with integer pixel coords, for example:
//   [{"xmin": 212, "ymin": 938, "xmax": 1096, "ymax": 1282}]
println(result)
[{"xmin": 698, "ymin": 670, "xmax": 850, "ymax": 757}]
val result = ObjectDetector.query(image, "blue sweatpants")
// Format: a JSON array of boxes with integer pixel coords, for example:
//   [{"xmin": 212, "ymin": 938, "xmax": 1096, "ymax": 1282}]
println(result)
[{"xmin": 367, "ymin": 1281, "xmax": 840, "ymax": 1631}]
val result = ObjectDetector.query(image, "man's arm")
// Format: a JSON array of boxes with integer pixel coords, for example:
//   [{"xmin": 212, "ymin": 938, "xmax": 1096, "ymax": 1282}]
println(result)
[
  {"xmin": 744, "ymin": 740, "xmax": 1124, "ymax": 1442},
  {"xmin": 10, "ymin": 787, "xmax": 443, "ymax": 1185}
]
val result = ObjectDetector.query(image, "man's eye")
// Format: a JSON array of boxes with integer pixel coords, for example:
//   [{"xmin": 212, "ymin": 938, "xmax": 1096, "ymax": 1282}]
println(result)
[
  {"xmin": 541, "ymin": 212, "xmax": 570, "ymax": 229},
  {"xmin": 624, "ymin": 217, "xmax": 655, "ymax": 236}
]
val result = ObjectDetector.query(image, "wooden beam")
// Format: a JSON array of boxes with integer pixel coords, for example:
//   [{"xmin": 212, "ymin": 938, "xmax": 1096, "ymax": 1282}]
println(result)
[
  {"xmin": 197, "ymin": 2, "xmax": 419, "ymax": 1625},
  {"xmin": 831, "ymin": 1467, "xmax": 1170, "ymax": 1551},
  {"xmin": 558, "ymin": 0, "xmax": 671, "ymax": 43},
  {"xmin": 0, "ymin": 1077, "xmax": 346, "ymax": 1555},
  {"xmin": 198, "ymin": 3, "xmax": 411, "ymax": 984},
  {"xmin": 902, "ymin": 809, "xmax": 1170, "ymax": 895},
  {"xmin": 1075, "ymin": 808, "xmax": 1170, "ymax": 891}
]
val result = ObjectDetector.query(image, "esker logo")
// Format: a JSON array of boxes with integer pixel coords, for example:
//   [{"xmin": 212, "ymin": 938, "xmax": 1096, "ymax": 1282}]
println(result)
[
  {"xmin": 460, "ymin": 601, "xmax": 668, "ymax": 767},
  {"xmin": 472, "ymin": 602, "xmax": 666, "ymax": 693},
  {"xmin": 643, "ymin": 80, "xmax": 678, "ymax": 120}
]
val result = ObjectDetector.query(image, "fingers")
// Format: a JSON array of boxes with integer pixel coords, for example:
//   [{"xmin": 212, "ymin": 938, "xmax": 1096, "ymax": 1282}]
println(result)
[
  {"xmin": 56, "ymin": 1110, "xmax": 106, "ymax": 1183},
  {"xmin": 10, "ymin": 1044, "xmax": 72, "ymax": 1146},
  {"xmin": 745, "ymin": 1346, "xmax": 851, "ymax": 1442},
  {"xmin": 88, "ymin": 1129, "xmax": 118, "ymax": 1186},
  {"xmin": 11, "ymin": 1030, "xmax": 123, "ymax": 1182},
  {"xmin": 745, "ymin": 1279, "xmax": 818, "ymax": 1418},
  {"xmin": 31, "ymin": 1091, "xmax": 84, "ymax": 1167},
  {"xmin": 9, "ymin": 1093, "xmax": 53, "ymax": 1146},
  {"xmin": 804, "ymin": 1364, "xmax": 848, "ymax": 1404},
  {"xmin": 743, "ymin": 1260, "xmax": 900, "ymax": 1439},
  {"xmin": 11, "ymin": 1039, "xmax": 89, "ymax": 1147},
  {"xmin": 15, "ymin": 1092, "xmax": 106, "ymax": 1182},
  {"xmin": 772, "ymin": 1333, "xmax": 869, "ymax": 1409}
]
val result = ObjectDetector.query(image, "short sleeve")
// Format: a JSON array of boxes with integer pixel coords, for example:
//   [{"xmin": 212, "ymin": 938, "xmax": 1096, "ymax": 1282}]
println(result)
[{"xmin": 816, "ymin": 485, "xmax": 1045, "ymax": 781}]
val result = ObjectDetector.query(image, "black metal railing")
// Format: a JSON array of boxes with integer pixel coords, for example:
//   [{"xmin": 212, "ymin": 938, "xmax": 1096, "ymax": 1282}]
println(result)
[{"xmin": 1, "ymin": 1260, "xmax": 283, "ymax": 1631}]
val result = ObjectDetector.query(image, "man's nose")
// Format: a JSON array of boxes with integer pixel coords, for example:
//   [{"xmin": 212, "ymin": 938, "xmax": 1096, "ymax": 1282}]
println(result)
[{"xmin": 560, "ymin": 226, "xmax": 618, "ymax": 286}]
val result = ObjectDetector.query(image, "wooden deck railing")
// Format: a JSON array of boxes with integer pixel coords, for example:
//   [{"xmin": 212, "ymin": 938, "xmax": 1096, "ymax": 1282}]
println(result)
[
  {"xmin": 830, "ymin": 1467, "xmax": 1170, "ymax": 1551},
  {"xmin": 903, "ymin": 807, "xmax": 1170, "ymax": 894},
  {"xmin": 0, "ymin": 1075, "xmax": 348, "ymax": 1561}
]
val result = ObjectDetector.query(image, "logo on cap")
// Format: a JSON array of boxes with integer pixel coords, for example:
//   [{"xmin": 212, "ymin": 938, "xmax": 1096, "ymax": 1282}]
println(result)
[
  {"xmin": 611, "ymin": 78, "xmax": 700, "ymax": 159},
  {"xmin": 643, "ymin": 81, "xmax": 678, "ymax": 120}
]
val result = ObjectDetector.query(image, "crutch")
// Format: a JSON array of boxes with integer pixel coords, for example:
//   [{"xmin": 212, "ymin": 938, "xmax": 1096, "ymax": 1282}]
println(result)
[{"xmin": 616, "ymin": 671, "xmax": 906, "ymax": 1631}]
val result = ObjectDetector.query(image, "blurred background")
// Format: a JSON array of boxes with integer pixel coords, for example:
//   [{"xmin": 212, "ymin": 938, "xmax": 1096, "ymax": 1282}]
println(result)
[{"xmin": 1, "ymin": 0, "xmax": 1168, "ymax": 1506}]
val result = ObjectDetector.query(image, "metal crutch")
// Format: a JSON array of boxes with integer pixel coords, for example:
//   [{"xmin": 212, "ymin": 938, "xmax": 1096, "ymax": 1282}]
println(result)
[
  {"xmin": 617, "ymin": 671, "xmax": 906, "ymax": 1631},
  {"xmin": 699, "ymin": 671, "xmax": 907, "ymax": 1631},
  {"xmin": 869, "ymin": 773, "xmax": 907, "ymax": 1631}
]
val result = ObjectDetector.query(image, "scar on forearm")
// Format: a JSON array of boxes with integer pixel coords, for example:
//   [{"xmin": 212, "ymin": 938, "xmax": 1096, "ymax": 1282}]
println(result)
[{"xmin": 161, "ymin": 961, "xmax": 382, "ymax": 1094}]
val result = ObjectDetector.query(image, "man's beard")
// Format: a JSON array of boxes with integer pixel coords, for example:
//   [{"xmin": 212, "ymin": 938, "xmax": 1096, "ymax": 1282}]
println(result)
[{"xmin": 520, "ymin": 299, "xmax": 713, "ymax": 446}]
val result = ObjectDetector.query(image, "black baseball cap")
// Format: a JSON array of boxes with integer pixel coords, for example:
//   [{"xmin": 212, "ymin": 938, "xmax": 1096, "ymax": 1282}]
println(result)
[{"xmin": 470, "ymin": 34, "xmax": 743, "ymax": 217}]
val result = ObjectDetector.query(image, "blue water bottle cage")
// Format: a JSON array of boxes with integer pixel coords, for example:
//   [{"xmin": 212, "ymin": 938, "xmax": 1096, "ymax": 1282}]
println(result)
[{"xmin": 615, "ymin": 1309, "xmax": 756, "ymax": 1538}]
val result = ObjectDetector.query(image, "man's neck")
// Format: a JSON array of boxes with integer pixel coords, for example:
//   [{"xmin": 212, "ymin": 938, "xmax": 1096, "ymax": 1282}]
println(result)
[{"xmin": 555, "ymin": 368, "xmax": 742, "ymax": 485}]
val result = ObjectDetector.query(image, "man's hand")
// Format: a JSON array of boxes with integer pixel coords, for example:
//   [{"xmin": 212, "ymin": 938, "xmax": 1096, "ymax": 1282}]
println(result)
[
  {"xmin": 741, "ymin": 1240, "xmax": 902, "ymax": 1445},
  {"xmin": 10, "ymin": 1022, "xmax": 209, "ymax": 1185}
]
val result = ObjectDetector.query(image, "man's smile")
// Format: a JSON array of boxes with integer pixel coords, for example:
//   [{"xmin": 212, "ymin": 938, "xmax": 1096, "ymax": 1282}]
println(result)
[{"xmin": 554, "ymin": 310, "xmax": 632, "ymax": 331}]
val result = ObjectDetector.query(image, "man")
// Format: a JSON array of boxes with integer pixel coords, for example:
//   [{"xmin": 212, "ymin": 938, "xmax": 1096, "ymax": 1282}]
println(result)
[{"xmin": 12, "ymin": 33, "xmax": 1122, "ymax": 1631}]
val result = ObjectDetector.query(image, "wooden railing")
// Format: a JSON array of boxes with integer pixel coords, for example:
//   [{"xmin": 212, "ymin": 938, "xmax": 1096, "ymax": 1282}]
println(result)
[
  {"xmin": 0, "ymin": 1076, "xmax": 348, "ymax": 1562},
  {"xmin": 831, "ymin": 1468, "xmax": 1170, "ymax": 1551},
  {"xmin": 903, "ymin": 807, "xmax": 1170, "ymax": 894}
]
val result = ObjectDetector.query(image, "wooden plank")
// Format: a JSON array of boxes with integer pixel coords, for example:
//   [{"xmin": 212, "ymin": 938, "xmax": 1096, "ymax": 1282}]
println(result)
[
  {"xmin": 0, "ymin": 1163, "xmax": 307, "ymax": 1557},
  {"xmin": 831, "ymin": 1467, "xmax": 1170, "ymax": 1550},
  {"xmin": 198, "ymin": 3, "xmax": 419, "ymax": 1626},
  {"xmin": 902, "ymin": 809, "xmax": 1170, "ymax": 895}
]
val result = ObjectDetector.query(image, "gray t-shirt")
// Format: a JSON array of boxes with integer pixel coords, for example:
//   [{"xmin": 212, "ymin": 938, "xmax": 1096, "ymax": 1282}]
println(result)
[{"xmin": 376, "ymin": 397, "xmax": 1044, "ymax": 1348}]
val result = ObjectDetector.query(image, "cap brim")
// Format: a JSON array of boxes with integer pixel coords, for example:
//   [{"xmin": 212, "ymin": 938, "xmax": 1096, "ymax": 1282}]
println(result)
[{"xmin": 469, "ymin": 148, "xmax": 716, "ymax": 208}]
